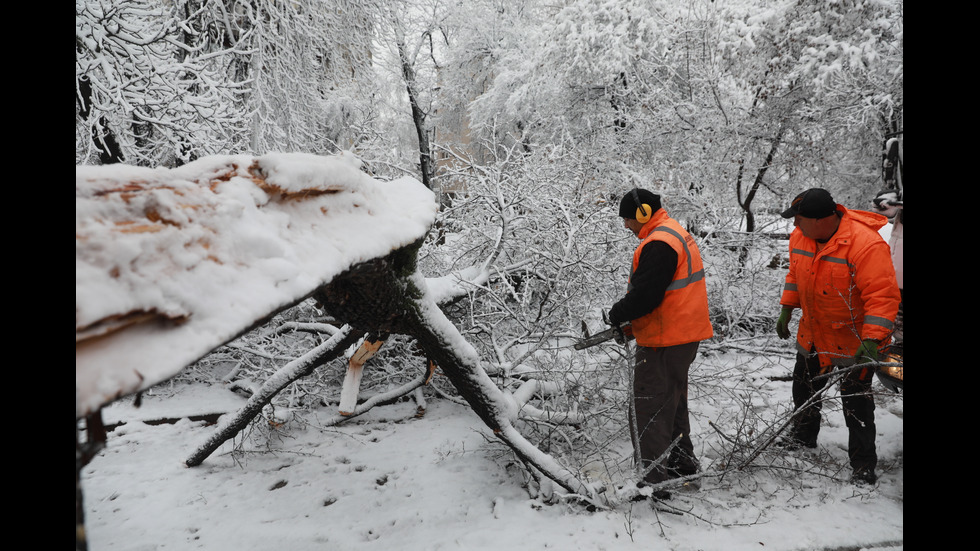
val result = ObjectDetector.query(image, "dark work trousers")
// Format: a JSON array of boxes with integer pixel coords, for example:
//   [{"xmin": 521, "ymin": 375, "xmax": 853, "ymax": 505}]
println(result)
[
  {"xmin": 630, "ymin": 342, "xmax": 700, "ymax": 484},
  {"xmin": 790, "ymin": 348, "xmax": 877, "ymax": 472}
]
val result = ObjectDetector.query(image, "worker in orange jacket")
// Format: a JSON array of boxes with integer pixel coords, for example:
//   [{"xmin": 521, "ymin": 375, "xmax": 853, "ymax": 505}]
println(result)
[
  {"xmin": 607, "ymin": 189, "xmax": 713, "ymax": 500},
  {"xmin": 775, "ymin": 188, "xmax": 901, "ymax": 485}
]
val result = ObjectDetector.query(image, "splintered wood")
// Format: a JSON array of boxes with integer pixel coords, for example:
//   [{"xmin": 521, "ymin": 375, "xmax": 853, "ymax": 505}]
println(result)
[
  {"xmin": 75, "ymin": 159, "xmax": 347, "ymax": 345},
  {"xmin": 75, "ymin": 163, "xmax": 248, "ymax": 343},
  {"xmin": 339, "ymin": 338, "xmax": 385, "ymax": 415}
]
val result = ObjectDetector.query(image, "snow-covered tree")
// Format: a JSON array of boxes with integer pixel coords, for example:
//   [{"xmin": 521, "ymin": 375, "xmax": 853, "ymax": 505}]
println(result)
[
  {"xmin": 76, "ymin": 0, "xmax": 385, "ymax": 167},
  {"xmin": 76, "ymin": 0, "xmax": 252, "ymax": 166},
  {"xmin": 245, "ymin": 0, "xmax": 379, "ymax": 156}
]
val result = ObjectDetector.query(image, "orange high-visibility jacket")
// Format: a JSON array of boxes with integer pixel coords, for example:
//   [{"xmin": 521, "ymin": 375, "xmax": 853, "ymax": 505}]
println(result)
[
  {"xmin": 781, "ymin": 206, "xmax": 901, "ymax": 368},
  {"xmin": 628, "ymin": 210, "xmax": 713, "ymax": 348}
]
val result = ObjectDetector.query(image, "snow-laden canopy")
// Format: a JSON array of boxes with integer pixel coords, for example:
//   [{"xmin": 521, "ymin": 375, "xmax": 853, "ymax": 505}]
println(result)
[{"xmin": 76, "ymin": 152, "xmax": 437, "ymax": 418}]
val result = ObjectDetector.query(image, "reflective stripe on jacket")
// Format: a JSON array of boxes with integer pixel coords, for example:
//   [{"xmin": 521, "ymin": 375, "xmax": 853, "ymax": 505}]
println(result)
[
  {"xmin": 781, "ymin": 205, "xmax": 901, "ymax": 368},
  {"xmin": 629, "ymin": 210, "xmax": 713, "ymax": 348}
]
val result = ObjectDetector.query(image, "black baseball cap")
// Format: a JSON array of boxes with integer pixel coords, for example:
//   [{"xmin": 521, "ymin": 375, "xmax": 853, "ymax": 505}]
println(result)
[{"xmin": 780, "ymin": 188, "xmax": 838, "ymax": 219}]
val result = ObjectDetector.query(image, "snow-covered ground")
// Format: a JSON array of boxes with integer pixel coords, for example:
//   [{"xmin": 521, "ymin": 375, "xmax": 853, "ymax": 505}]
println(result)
[{"xmin": 80, "ymin": 347, "xmax": 903, "ymax": 551}]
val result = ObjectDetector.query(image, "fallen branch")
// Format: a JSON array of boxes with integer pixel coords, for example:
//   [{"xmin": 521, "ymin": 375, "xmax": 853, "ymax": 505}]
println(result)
[
  {"xmin": 185, "ymin": 325, "xmax": 363, "ymax": 467},
  {"xmin": 316, "ymin": 372, "xmax": 430, "ymax": 426},
  {"xmin": 735, "ymin": 368, "xmax": 852, "ymax": 470},
  {"xmin": 511, "ymin": 379, "xmax": 587, "ymax": 425}
]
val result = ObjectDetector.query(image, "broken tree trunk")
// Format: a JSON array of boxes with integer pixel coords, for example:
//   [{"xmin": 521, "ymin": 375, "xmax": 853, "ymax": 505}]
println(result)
[
  {"xmin": 313, "ymin": 240, "xmax": 598, "ymax": 500},
  {"xmin": 339, "ymin": 335, "xmax": 386, "ymax": 416},
  {"xmin": 182, "ymin": 237, "xmax": 597, "ymax": 501}
]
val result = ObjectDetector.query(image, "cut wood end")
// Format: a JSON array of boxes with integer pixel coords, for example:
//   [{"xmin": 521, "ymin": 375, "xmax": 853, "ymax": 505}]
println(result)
[{"xmin": 350, "ymin": 339, "xmax": 385, "ymax": 366}]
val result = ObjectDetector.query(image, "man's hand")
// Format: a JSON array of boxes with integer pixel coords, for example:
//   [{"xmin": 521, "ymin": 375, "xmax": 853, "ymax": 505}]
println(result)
[
  {"xmin": 604, "ymin": 310, "xmax": 626, "ymax": 344},
  {"xmin": 776, "ymin": 307, "xmax": 793, "ymax": 340},
  {"xmin": 603, "ymin": 310, "xmax": 618, "ymax": 327},
  {"xmin": 855, "ymin": 339, "xmax": 880, "ymax": 364},
  {"xmin": 872, "ymin": 190, "xmax": 902, "ymax": 218}
]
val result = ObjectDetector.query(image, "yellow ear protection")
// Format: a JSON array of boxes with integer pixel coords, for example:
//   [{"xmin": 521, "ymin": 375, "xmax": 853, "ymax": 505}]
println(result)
[{"xmin": 631, "ymin": 189, "xmax": 653, "ymax": 223}]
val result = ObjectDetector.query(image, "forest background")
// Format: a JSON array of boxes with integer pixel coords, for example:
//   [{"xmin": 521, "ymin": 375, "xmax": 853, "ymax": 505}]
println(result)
[
  {"xmin": 76, "ymin": 0, "xmax": 903, "ymax": 352},
  {"xmin": 76, "ymin": 0, "xmax": 903, "ymax": 547}
]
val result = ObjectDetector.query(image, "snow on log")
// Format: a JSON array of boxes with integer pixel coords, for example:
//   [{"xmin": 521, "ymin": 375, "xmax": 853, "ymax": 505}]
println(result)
[{"xmin": 76, "ymin": 152, "xmax": 437, "ymax": 418}]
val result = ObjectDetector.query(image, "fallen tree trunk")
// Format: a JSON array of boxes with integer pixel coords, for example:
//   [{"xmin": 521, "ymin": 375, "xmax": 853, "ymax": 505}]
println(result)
[
  {"xmin": 182, "ymin": 238, "xmax": 598, "ymax": 501},
  {"xmin": 313, "ymin": 241, "xmax": 599, "ymax": 501}
]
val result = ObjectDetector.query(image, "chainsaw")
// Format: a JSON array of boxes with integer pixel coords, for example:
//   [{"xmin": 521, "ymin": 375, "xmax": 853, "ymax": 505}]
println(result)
[{"xmin": 573, "ymin": 322, "xmax": 632, "ymax": 350}]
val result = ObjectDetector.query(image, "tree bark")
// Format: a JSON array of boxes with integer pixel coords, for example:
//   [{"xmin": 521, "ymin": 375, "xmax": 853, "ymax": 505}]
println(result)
[
  {"xmin": 76, "ymin": 76, "xmax": 125, "ymax": 165},
  {"xmin": 736, "ymin": 123, "xmax": 785, "ymax": 234},
  {"xmin": 396, "ymin": 35, "xmax": 434, "ymax": 190}
]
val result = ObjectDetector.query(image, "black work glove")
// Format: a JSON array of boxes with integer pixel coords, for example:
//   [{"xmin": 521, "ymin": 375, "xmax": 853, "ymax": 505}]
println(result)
[
  {"xmin": 604, "ymin": 310, "xmax": 618, "ymax": 326},
  {"xmin": 604, "ymin": 311, "xmax": 626, "ymax": 344}
]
